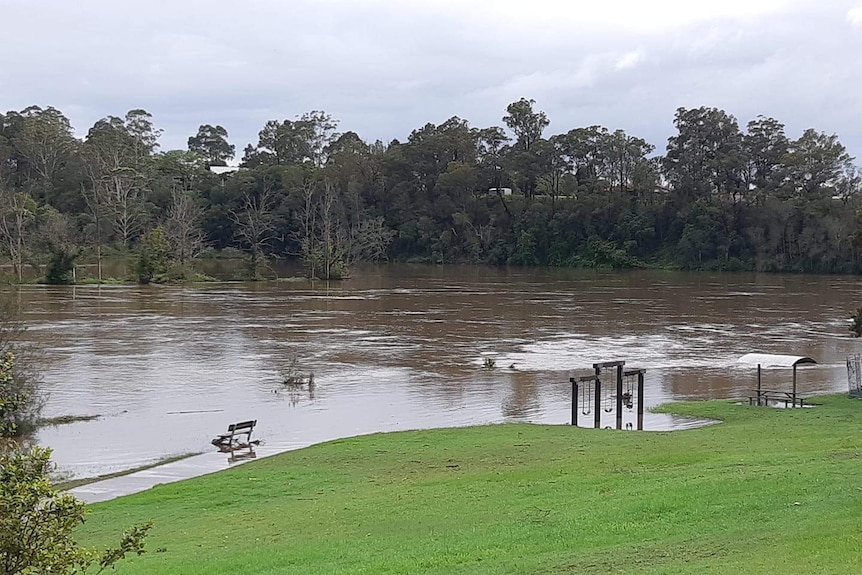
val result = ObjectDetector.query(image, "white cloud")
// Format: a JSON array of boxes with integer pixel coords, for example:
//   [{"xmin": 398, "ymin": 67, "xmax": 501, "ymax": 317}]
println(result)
[
  {"xmin": 437, "ymin": 0, "xmax": 797, "ymax": 33},
  {"xmin": 848, "ymin": 4, "xmax": 862, "ymax": 24},
  {"xmin": 616, "ymin": 49, "xmax": 646, "ymax": 70}
]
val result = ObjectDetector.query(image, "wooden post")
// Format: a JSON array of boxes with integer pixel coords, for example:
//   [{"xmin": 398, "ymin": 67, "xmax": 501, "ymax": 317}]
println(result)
[
  {"xmin": 757, "ymin": 364, "xmax": 762, "ymax": 406},
  {"xmin": 594, "ymin": 378, "xmax": 601, "ymax": 429},
  {"xmin": 637, "ymin": 372, "xmax": 645, "ymax": 431},
  {"xmin": 792, "ymin": 364, "xmax": 797, "ymax": 408},
  {"xmin": 615, "ymin": 364, "xmax": 623, "ymax": 430},
  {"xmin": 592, "ymin": 361, "xmax": 625, "ymax": 430},
  {"xmin": 570, "ymin": 378, "xmax": 578, "ymax": 426}
]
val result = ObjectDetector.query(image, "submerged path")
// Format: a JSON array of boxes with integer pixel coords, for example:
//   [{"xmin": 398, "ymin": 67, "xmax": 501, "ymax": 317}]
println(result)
[{"xmin": 70, "ymin": 442, "xmax": 299, "ymax": 503}]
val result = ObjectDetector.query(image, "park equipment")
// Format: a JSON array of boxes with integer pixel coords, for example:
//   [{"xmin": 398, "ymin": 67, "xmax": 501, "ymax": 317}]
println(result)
[
  {"xmin": 848, "ymin": 354, "xmax": 862, "ymax": 398},
  {"xmin": 570, "ymin": 361, "xmax": 645, "ymax": 430},
  {"xmin": 737, "ymin": 353, "xmax": 816, "ymax": 407}
]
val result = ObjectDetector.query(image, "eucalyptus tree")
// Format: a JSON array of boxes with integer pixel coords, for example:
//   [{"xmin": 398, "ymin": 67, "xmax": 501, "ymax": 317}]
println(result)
[
  {"xmin": 0, "ymin": 111, "xmax": 26, "ymax": 188},
  {"xmin": 324, "ymin": 131, "xmax": 374, "ymax": 212},
  {"xmin": 399, "ymin": 117, "xmax": 479, "ymax": 216},
  {"xmin": 11, "ymin": 106, "xmax": 78, "ymax": 203},
  {"xmin": 784, "ymin": 129, "xmax": 854, "ymax": 201},
  {"xmin": 81, "ymin": 112, "xmax": 159, "ymax": 249},
  {"xmin": 663, "ymin": 107, "xmax": 747, "ymax": 204},
  {"xmin": 244, "ymin": 111, "xmax": 339, "ymax": 167},
  {"xmin": 476, "ymin": 126, "xmax": 512, "ymax": 215},
  {"xmin": 188, "ymin": 124, "xmax": 235, "ymax": 166},
  {"xmin": 0, "ymin": 181, "xmax": 35, "ymax": 283},
  {"xmin": 123, "ymin": 108, "xmax": 162, "ymax": 160},
  {"xmin": 231, "ymin": 171, "xmax": 280, "ymax": 279},
  {"xmin": 502, "ymin": 98, "xmax": 549, "ymax": 153},
  {"xmin": 560, "ymin": 126, "xmax": 607, "ymax": 194},
  {"xmin": 152, "ymin": 151, "xmax": 209, "ymax": 268},
  {"xmin": 598, "ymin": 129, "xmax": 655, "ymax": 197},
  {"xmin": 301, "ymin": 110, "xmax": 339, "ymax": 167},
  {"xmin": 288, "ymin": 132, "xmax": 396, "ymax": 277},
  {"xmin": 534, "ymin": 135, "xmax": 571, "ymax": 204},
  {"xmin": 502, "ymin": 98, "xmax": 549, "ymax": 199},
  {"xmin": 744, "ymin": 116, "xmax": 790, "ymax": 202}
]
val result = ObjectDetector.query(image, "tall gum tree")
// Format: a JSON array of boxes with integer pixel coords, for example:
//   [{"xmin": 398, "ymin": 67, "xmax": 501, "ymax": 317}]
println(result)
[
  {"xmin": 502, "ymin": 99, "xmax": 550, "ymax": 199},
  {"xmin": 188, "ymin": 124, "xmax": 235, "ymax": 166},
  {"xmin": 81, "ymin": 112, "xmax": 159, "ymax": 250},
  {"xmin": 12, "ymin": 106, "xmax": 77, "ymax": 202}
]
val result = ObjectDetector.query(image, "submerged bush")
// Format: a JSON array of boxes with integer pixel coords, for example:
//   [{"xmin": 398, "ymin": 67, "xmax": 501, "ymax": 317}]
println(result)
[
  {"xmin": 850, "ymin": 307, "xmax": 862, "ymax": 338},
  {"xmin": 137, "ymin": 227, "xmax": 172, "ymax": 284},
  {"xmin": 0, "ymin": 296, "xmax": 43, "ymax": 436},
  {"xmin": 45, "ymin": 246, "xmax": 78, "ymax": 285}
]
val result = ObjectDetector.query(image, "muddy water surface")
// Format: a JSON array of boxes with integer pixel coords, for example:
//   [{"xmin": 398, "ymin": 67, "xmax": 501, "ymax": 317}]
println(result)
[{"xmin": 8, "ymin": 265, "xmax": 860, "ymax": 492}]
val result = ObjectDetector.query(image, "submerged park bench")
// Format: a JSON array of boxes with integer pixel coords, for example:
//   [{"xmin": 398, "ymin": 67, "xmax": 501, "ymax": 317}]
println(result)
[
  {"xmin": 211, "ymin": 420, "xmax": 257, "ymax": 448},
  {"xmin": 748, "ymin": 389, "xmax": 805, "ymax": 408},
  {"xmin": 738, "ymin": 353, "xmax": 816, "ymax": 408}
]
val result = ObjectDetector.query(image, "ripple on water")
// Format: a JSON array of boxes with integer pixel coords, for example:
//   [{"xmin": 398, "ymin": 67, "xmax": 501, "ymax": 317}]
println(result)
[{"xmin": 494, "ymin": 332, "xmax": 743, "ymax": 371}]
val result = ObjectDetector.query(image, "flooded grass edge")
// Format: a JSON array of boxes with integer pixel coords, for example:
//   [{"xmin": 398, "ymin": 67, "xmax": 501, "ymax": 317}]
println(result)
[
  {"xmin": 55, "ymin": 451, "xmax": 201, "ymax": 491},
  {"xmin": 38, "ymin": 414, "xmax": 102, "ymax": 426}
]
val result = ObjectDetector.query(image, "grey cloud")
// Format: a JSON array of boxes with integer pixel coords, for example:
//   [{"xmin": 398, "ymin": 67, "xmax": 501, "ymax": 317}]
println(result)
[{"xmin": 1, "ymin": 0, "xmax": 861, "ymax": 159}]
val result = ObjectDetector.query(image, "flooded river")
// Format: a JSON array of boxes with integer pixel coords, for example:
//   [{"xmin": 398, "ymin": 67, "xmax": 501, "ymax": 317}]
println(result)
[{"xmin": 7, "ymin": 265, "xmax": 861, "ymax": 490}]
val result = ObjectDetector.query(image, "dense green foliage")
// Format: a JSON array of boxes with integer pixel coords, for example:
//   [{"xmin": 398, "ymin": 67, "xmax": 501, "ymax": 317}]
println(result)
[
  {"xmin": 0, "ymin": 352, "xmax": 25, "ymax": 436},
  {"xmin": 2, "ymin": 101, "xmax": 861, "ymax": 279},
  {"xmin": 77, "ymin": 395, "xmax": 862, "ymax": 574},
  {"xmin": 0, "ymin": 296, "xmax": 41, "ymax": 435},
  {"xmin": 0, "ymin": 446, "xmax": 151, "ymax": 574},
  {"xmin": 136, "ymin": 227, "xmax": 171, "ymax": 284}
]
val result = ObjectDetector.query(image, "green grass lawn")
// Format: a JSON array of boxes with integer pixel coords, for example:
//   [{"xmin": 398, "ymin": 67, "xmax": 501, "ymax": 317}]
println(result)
[{"xmin": 77, "ymin": 396, "xmax": 862, "ymax": 574}]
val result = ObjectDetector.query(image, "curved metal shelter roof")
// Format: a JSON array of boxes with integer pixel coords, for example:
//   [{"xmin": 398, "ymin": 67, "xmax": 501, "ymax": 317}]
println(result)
[{"xmin": 737, "ymin": 353, "xmax": 817, "ymax": 367}]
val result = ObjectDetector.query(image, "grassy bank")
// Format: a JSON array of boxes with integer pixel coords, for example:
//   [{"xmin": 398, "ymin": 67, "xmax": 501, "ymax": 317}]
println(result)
[{"xmin": 77, "ymin": 396, "xmax": 862, "ymax": 574}]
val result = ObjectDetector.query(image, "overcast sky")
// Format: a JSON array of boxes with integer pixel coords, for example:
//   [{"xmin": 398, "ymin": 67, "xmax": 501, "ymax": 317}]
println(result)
[{"xmin": 2, "ymin": 0, "xmax": 862, "ymax": 161}]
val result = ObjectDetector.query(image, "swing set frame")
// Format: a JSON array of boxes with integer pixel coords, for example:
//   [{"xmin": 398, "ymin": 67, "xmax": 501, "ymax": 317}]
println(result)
[{"xmin": 569, "ymin": 361, "xmax": 645, "ymax": 430}]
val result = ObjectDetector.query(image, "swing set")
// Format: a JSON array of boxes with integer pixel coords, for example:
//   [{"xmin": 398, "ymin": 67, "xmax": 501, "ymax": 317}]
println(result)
[{"xmin": 569, "ymin": 360, "xmax": 645, "ymax": 430}]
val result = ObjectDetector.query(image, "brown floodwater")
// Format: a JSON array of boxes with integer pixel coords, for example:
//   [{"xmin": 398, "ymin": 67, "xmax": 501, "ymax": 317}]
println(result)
[{"xmin": 5, "ymin": 265, "xmax": 859, "ymax": 500}]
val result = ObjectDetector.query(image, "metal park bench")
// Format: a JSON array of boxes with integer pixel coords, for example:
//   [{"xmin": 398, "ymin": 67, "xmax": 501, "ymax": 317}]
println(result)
[{"xmin": 211, "ymin": 420, "xmax": 257, "ymax": 448}]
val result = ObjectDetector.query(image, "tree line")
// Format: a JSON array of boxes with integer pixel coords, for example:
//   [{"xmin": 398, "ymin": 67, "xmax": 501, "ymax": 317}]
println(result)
[{"xmin": 2, "ymin": 99, "xmax": 861, "ymax": 281}]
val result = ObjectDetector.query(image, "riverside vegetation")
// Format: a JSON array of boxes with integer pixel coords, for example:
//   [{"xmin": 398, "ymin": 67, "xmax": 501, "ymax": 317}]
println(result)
[
  {"xmin": 2, "ymin": 101, "xmax": 862, "ymax": 283},
  {"xmin": 73, "ymin": 395, "xmax": 862, "ymax": 574},
  {"xmin": 0, "ymin": 294, "xmax": 153, "ymax": 574}
]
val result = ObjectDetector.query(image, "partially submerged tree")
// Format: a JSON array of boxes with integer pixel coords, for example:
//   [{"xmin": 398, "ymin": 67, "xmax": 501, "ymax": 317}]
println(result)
[
  {"xmin": 166, "ymin": 188, "xmax": 205, "ymax": 269},
  {"xmin": 232, "ymin": 184, "xmax": 278, "ymax": 280},
  {"xmin": 137, "ymin": 226, "xmax": 171, "ymax": 284},
  {"xmin": 81, "ymin": 112, "xmax": 154, "ymax": 250},
  {"xmin": 0, "ymin": 296, "xmax": 42, "ymax": 435},
  {"xmin": 850, "ymin": 307, "xmax": 862, "ymax": 338},
  {"xmin": 36, "ymin": 207, "xmax": 78, "ymax": 285},
  {"xmin": 0, "ymin": 446, "xmax": 152, "ymax": 574},
  {"xmin": 0, "ymin": 180, "xmax": 36, "ymax": 283},
  {"xmin": 0, "ymin": 352, "xmax": 26, "ymax": 436}
]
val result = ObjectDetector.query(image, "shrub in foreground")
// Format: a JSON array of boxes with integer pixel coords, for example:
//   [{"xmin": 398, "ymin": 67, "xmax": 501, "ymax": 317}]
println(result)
[{"xmin": 0, "ymin": 446, "xmax": 152, "ymax": 574}]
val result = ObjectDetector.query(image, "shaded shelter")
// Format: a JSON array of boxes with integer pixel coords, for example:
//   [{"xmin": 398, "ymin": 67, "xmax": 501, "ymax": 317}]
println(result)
[{"xmin": 737, "ymin": 353, "xmax": 817, "ymax": 406}]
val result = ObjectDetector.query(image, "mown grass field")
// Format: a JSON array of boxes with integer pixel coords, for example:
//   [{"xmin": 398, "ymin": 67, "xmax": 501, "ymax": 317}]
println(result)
[{"xmin": 77, "ymin": 396, "xmax": 862, "ymax": 574}]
